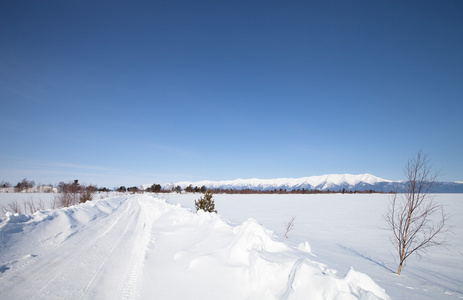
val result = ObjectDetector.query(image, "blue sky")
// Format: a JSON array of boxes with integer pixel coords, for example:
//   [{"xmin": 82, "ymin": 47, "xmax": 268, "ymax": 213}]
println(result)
[{"xmin": 1, "ymin": 0, "xmax": 462, "ymax": 188}]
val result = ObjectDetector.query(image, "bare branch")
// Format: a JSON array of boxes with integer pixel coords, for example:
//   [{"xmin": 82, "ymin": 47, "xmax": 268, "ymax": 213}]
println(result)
[
  {"xmin": 7, "ymin": 200, "xmax": 22, "ymax": 214},
  {"xmin": 385, "ymin": 151, "xmax": 449, "ymax": 275},
  {"xmin": 283, "ymin": 216, "xmax": 296, "ymax": 238}
]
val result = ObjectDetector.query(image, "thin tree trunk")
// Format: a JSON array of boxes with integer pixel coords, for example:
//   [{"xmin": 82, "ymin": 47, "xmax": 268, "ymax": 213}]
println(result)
[{"xmin": 398, "ymin": 209, "xmax": 412, "ymax": 274}]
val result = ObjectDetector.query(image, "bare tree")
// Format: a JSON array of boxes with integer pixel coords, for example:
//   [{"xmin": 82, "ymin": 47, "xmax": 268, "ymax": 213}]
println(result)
[
  {"xmin": 1, "ymin": 181, "xmax": 12, "ymax": 188},
  {"xmin": 14, "ymin": 178, "xmax": 35, "ymax": 192},
  {"xmin": 55, "ymin": 180, "xmax": 78, "ymax": 207},
  {"xmin": 386, "ymin": 151, "xmax": 448, "ymax": 275},
  {"xmin": 283, "ymin": 216, "xmax": 296, "ymax": 238},
  {"xmin": 24, "ymin": 196, "xmax": 44, "ymax": 214}
]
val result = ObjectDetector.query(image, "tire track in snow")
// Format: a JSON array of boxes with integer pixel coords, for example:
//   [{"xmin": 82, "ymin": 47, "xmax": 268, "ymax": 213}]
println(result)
[
  {"xmin": 34, "ymin": 198, "xmax": 137, "ymax": 299},
  {"xmin": 120, "ymin": 199, "xmax": 160, "ymax": 300},
  {"xmin": 79, "ymin": 201, "xmax": 140, "ymax": 298},
  {"xmin": 0, "ymin": 197, "xmax": 128, "ymax": 283},
  {"xmin": 0, "ymin": 196, "xmax": 144, "ymax": 299}
]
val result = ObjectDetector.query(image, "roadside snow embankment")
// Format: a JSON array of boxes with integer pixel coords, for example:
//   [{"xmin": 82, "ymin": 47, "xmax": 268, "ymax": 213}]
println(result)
[
  {"xmin": 140, "ymin": 196, "xmax": 391, "ymax": 299},
  {"xmin": 0, "ymin": 194, "xmax": 390, "ymax": 299}
]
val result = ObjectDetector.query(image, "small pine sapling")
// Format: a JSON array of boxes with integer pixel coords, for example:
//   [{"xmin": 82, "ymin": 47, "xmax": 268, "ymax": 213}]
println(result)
[{"xmin": 195, "ymin": 190, "xmax": 217, "ymax": 213}]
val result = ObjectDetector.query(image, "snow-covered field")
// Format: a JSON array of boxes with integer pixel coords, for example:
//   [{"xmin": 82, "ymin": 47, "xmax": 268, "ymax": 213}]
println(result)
[{"xmin": 0, "ymin": 193, "xmax": 461, "ymax": 299}]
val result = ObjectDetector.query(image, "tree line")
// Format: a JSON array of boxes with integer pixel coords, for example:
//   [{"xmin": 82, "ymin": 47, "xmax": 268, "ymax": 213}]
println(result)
[
  {"xmin": 2, "ymin": 179, "xmax": 390, "ymax": 195},
  {"xmin": 113, "ymin": 184, "xmax": 389, "ymax": 194},
  {"xmin": 202, "ymin": 188, "xmax": 388, "ymax": 194}
]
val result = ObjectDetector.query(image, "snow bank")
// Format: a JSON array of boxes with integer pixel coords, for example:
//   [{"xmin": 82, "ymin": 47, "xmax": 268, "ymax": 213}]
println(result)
[
  {"xmin": 0, "ymin": 195, "xmax": 127, "ymax": 266},
  {"xmin": 140, "ymin": 197, "xmax": 391, "ymax": 299},
  {"xmin": 231, "ymin": 221, "xmax": 390, "ymax": 299},
  {"xmin": 224, "ymin": 218, "xmax": 390, "ymax": 299}
]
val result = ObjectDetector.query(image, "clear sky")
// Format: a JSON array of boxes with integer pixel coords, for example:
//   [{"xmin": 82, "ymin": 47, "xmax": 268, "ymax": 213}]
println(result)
[{"xmin": 1, "ymin": 0, "xmax": 462, "ymax": 188}]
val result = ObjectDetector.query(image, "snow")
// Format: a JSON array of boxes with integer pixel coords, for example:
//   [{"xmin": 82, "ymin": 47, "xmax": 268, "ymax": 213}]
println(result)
[
  {"xmin": 0, "ymin": 192, "xmax": 462, "ymax": 299},
  {"xmin": 167, "ymin": 193, "xmax": 463, "ymax": 300}
]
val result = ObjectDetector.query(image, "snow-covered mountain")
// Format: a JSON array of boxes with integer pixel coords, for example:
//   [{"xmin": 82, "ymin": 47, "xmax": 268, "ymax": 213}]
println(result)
[
  {"xmin": 165, "ymin": 174, "xmax": 463, "ymax": 193},
  {"xmin": 168, "ymin": 174, "xmax": 394, "ymax": 192}
]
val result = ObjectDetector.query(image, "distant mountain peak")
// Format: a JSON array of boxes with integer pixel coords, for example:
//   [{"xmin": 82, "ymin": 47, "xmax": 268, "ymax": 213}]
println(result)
[
  {"xmin": 167, "ymin": 173, "xmax": 392, "ymax": 191},
  {"xmin": 160, "ymin": 173, "xmax": 463, "ymax": 193}
]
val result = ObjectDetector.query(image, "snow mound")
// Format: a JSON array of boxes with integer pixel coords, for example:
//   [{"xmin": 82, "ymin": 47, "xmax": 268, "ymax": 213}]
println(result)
[
  {"xmin": 0, "ymin": 196, "xmax": 127, "ymax": 258},
  {"xmin": 228, "ymin": 220, "xmax": 390, "ymax": 299},
  {"xmin": 140, "ymin": 196, "xmax": 391, "ymax": 299},
  {"xmin": 223, "ymin": 218, "xmax": 390, "ymax": 299}
]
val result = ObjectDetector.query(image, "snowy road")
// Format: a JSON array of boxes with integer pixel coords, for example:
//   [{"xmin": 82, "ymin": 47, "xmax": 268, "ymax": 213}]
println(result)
[
  {"xmin": 0, "ymin": 194, "xmax": 390, "ymax": 299},
  {"xmin": 0, "ymin": 195, "xmax": 155, "ymax": 299}
]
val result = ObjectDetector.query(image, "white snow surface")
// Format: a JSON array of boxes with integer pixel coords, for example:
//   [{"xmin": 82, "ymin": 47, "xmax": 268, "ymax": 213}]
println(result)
[
  {"xmin": 1, "ymin": 193, "xmax": 462, "ymax": 299},
  {"xmin": 0, "ymin": 194, "xmax": 392, "ymax": 299},
  {"xmin": 170, "ymin": 173, "xmax": 391, "ymax": 190}
]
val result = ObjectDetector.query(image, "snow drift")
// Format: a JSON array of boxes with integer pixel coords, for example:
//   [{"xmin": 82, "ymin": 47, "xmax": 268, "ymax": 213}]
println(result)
[{"xmin": 0, "ymin": 194, "xmax": 390, "ymax": 299}]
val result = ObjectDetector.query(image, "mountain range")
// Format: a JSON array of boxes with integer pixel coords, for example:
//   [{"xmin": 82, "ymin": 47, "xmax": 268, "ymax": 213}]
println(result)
[{"xmin": 166, "ymin": 174, "xmax": 463, "ymax": 193}]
